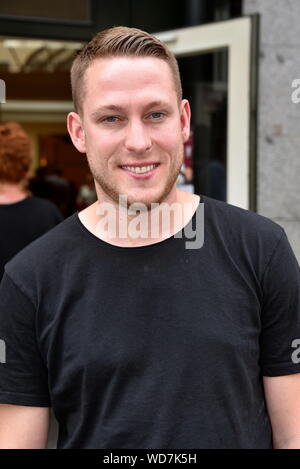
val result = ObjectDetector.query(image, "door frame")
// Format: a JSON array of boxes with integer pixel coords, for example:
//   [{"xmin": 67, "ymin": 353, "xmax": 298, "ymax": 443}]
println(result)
[{"xmin": 156, "ymin": 16, "xmax": 259, "ymax": 210}]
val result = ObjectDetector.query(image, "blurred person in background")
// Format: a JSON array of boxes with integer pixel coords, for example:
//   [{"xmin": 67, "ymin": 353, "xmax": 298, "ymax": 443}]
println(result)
[
  {"xmin": 29, "ymin": 166, "xmax": 53, "ymax": 200},
  {"xmin": 30, "ymin": 167, "xmax": 77, "ymax": 218},
  {"xmin": 45, "ymin": 168, "xmax": 78, "ymax": 218},
  {"xmin": 0, "ymin": 122, "xmax": 63, "ymax": 279}
]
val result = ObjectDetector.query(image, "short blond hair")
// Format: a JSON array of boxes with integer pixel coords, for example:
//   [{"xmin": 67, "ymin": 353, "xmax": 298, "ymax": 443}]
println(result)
[{"xmin": 71, "ymin": 26, "xmax": 182, "ymax": 114}]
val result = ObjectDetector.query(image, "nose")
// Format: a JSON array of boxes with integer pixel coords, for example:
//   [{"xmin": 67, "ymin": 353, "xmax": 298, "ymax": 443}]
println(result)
[{"xmin": 124, "ymin": 120, "xmax": 152, "ymax": 154}]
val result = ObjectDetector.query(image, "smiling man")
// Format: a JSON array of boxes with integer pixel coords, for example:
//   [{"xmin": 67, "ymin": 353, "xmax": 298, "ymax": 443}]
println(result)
[
  {"xmin": 69, "ymin": 57, "xmax": 188, "ymax": 209},
  {"xmin": 68, "ymin": 33, "xmax": 199, "ymax": 245},
  {"xmin": 0, "ymin": 27, "xmax": 299, "ymax": 449}
]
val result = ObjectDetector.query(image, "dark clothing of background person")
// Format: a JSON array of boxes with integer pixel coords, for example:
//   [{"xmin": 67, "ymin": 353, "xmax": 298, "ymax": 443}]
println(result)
[
  {"xmin": 30, "ymin": 170, "xmax": 77, "ymax": 218},
  {"xmin": 45, "ymin": 172, "xmax": 77, "ymax": 218},
  {"xmin": 0, "ymin": 196, "xmax": 62, "ymax": 280},
  {"xmin": 29, "ymin": 168, "xmax": 53, "ymax": 200}
]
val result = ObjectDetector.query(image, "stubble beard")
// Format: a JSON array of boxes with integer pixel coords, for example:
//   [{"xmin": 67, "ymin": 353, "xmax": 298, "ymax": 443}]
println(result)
[{"xmin": 87, "ymin": 146, "xmax": 184, "ymax": 211}]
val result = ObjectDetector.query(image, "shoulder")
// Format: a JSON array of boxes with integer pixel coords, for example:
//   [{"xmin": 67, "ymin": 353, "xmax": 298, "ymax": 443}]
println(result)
[
  {"xmin": 26, "ymin": 196, "xmax": 63, "ymax": 217},
  {"xmin": 202, "ymin": 196, "xmax": 286, "ymax": 276},
  {"xmin": 4, "ymin": 214, "xmax": 78, "ymax": 290},
  {"xmin": 202, "ymin": 195, "xmax": 284, "ymax": 240}
]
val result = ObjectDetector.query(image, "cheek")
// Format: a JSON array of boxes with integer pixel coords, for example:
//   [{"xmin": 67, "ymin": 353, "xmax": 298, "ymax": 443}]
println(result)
[
  {"xmin": 158, "ymin": 122, "xmax": 184, "ymax": 149},
  {"xmin": 85, "ymin": 130, "xmax": 118, "ymax": 159},
  {"xmin": 159, "ymin": 133, "xmax": 183, "ymax": 156}
]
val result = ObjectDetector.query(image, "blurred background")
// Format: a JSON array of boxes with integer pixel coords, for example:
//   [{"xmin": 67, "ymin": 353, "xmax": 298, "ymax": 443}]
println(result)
[{"xmin": 0, "ymin": 0, "xmax": 299, "ymax": 260}]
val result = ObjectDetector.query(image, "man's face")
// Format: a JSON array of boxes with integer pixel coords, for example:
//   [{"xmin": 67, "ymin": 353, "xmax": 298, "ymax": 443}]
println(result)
[{"xmin": 68, "ymin": 56, "xmax": 190, "ymax": 208}]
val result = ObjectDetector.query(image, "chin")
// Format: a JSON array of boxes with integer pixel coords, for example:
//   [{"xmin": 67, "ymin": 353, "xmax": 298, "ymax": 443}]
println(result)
[
  {"xmin": 125, "ymin": 191, "xmax": 171, "ymax": 210},
  {"xmin": 125, "ymin": 196, "xmax": 155, "ymax": 210}
]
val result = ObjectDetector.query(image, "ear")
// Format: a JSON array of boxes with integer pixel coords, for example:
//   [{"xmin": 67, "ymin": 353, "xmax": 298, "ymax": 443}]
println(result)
[
  {"xmin": 67, "ymin": 112, "xmax": 86, "ymax": 153},
  {"xmin": 180, "ymin": 99, "xmax": 191, "ymax": 143}
]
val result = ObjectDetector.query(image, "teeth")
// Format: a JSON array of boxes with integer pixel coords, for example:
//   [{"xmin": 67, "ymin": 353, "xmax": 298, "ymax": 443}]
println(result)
[{"xmin": 122, "ymin": 164, "xmax": 157, "ymax": 174}]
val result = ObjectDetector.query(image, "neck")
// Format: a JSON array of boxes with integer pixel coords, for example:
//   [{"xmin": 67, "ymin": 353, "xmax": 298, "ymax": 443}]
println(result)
[
  {"xmin": 0, "ymin": 182, "xmax": 28, "ymax": 204},
  {"xmin": 79, "ymin": 188, "xmax": 200, "ymax": 247}
]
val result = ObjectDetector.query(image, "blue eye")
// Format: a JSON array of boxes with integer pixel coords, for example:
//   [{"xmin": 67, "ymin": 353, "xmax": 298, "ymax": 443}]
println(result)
[
  {"xmin": 150, "ymin": 112, "xmax": 163, "ymax": 119},
  {"xmin": 104, "ymin": 116, "xmax": 119, "ymax": 123}
]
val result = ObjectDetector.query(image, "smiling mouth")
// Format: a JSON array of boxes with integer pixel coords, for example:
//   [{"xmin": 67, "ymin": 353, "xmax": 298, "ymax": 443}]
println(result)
[{"xmin": 120, "ymin": 163, "xmax": 159, "ymax": 174}]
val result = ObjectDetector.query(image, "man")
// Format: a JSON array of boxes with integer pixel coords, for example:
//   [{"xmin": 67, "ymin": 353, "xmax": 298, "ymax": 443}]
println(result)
[{"xmin": 0, "ymin": 26, "xmax": 299, "ymax": 449}]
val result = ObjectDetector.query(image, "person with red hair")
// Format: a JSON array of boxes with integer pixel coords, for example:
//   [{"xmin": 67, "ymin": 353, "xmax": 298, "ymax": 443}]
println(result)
[{"xmin": 0, "ymin": 122, "xmax": 63, "ymax": 278}]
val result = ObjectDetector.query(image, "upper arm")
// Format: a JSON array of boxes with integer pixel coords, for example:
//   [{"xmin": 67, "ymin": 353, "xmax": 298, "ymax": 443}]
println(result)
[
  {"xmin": 263, "ymin": 374, "xmax": 300, "ymax": 448},
  {"xmin": 259, "ymin": 230, "xmax": 300, "ymax": 447},
  {"xmin": 0, "ymin": 404, "xmax": 50, "ymax": 449}
]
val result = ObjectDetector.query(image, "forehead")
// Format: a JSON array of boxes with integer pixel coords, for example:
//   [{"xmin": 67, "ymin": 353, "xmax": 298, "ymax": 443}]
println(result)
[{"xmin": 83, "ymin": 56, "xmax": 177, "ymax": 105}]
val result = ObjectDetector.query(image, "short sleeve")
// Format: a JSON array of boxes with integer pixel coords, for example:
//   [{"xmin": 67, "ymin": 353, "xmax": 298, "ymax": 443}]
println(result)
[
  {"xmin": 260, "ymin": 229, "xmax": 300, "ymax": 376},
  {"xmin": 0, "ymin": 272, "xmax": 51, "ymax": 406}
]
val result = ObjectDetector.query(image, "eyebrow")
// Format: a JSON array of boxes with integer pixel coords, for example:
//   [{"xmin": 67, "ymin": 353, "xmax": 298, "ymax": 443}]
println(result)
[{"xmin": 91, "ymin": 101, "xmax": 172, "ymax": 118}]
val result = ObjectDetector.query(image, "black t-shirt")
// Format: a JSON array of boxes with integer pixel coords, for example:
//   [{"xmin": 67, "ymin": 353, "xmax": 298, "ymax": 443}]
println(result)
[
  {"xmin": 0, "ymin": 196, "xmax": 63, "ymax": 279},
  {"xmin": 0, "ymin": 195, "xmax": 299, "ymax": 449}
]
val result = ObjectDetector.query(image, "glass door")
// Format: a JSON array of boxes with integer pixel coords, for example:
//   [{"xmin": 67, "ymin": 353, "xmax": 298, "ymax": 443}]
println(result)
[{"xmin": 155, "ymin": 17, "xmax": 257, "ymax": 210}]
